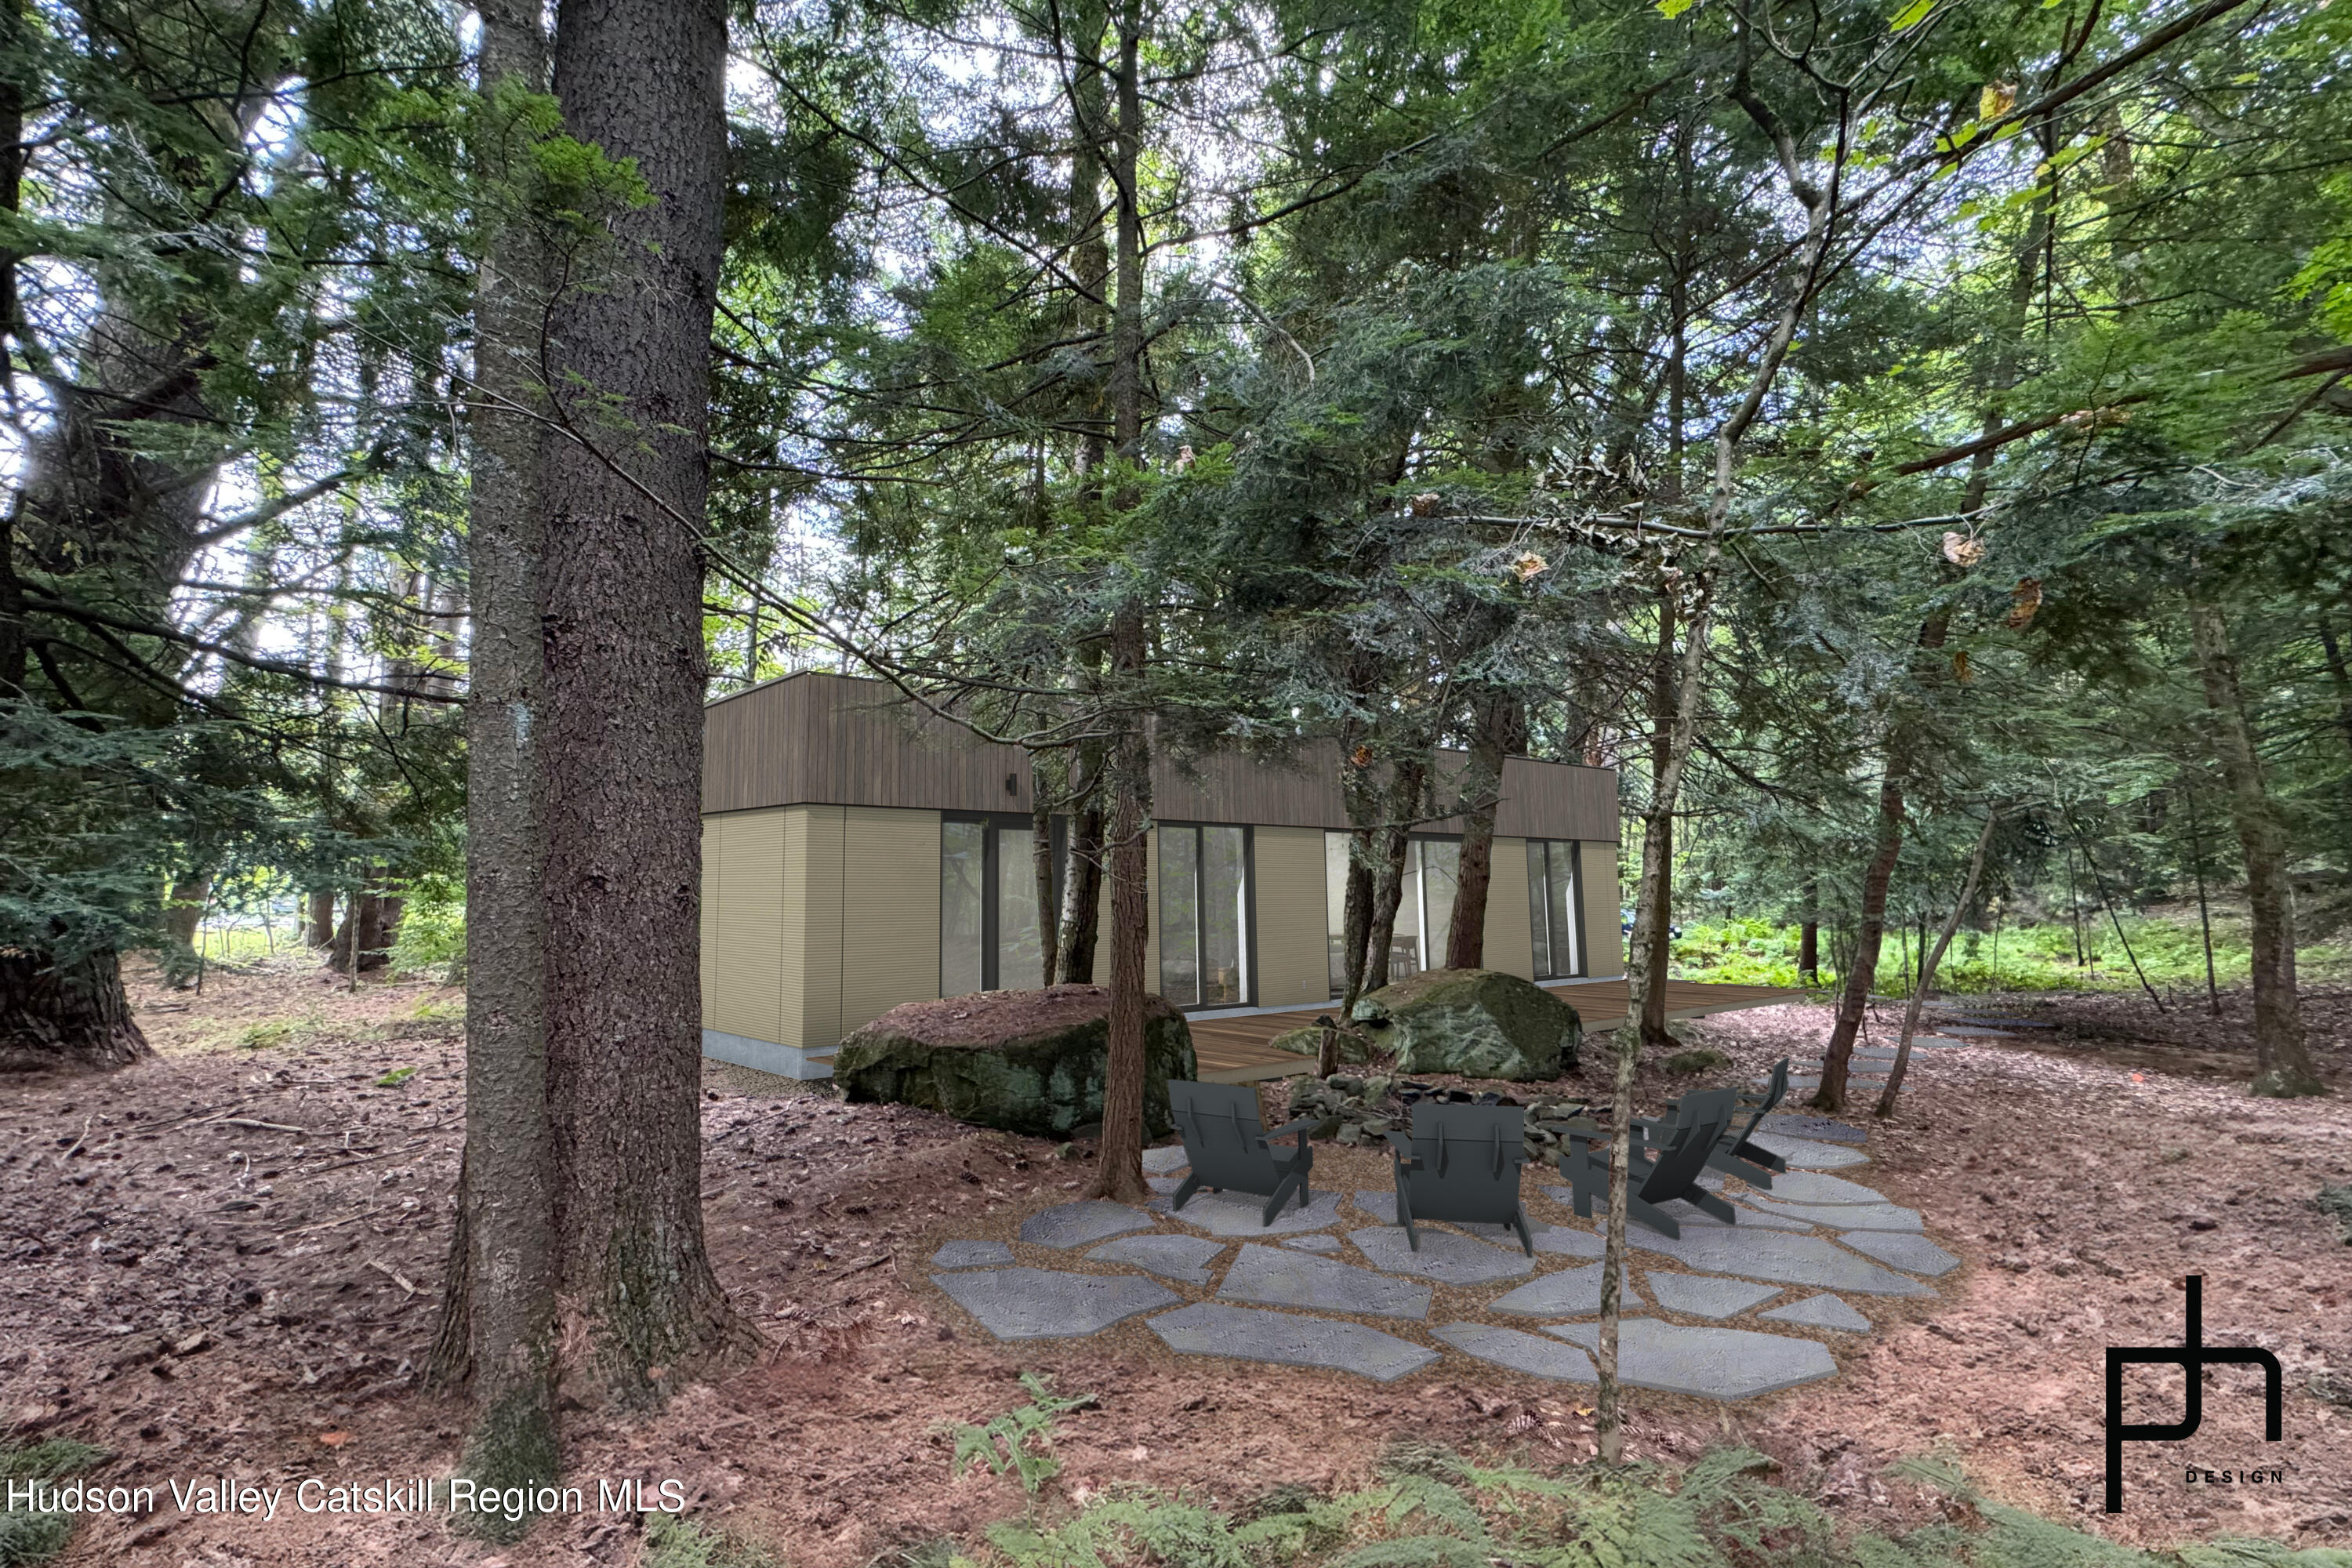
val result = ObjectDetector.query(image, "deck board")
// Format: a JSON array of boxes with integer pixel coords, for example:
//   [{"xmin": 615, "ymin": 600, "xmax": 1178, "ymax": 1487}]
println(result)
[{"xmin": 1188, "ymin": 978, "xmax": 1804, "ymax": 1084}]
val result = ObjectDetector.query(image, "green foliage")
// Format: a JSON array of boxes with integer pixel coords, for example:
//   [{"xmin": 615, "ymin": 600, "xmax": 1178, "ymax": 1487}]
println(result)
[
  {"xmin": 238, "ymin": 1021, "xmax": 301, "ymax": 1051},
  {"xmin": 387, "ymin": 873, "xmax": 467, "ymax": 978},
  {"xmin": 0, "ymin": 1439, "xmax": 106, "ymax": 1567},
  {"xmin": 944, "ymin": 1374, "xmax": 1100, "ymax": 1502},
  {"xmin": 642, "ymin": 1512, "xmax": 785, "ymax": 1568},
  {"xmin": 947, "ymin": 1447, "xmax": 2352, "ymax": 1568},
  {"xmin": 2318, "ymin": 1184, "xmax": 2352, "ymax": 1246},
  {"xmin": 375, "ymin": 1065, "xmax": 419, "ymax": 1087}
]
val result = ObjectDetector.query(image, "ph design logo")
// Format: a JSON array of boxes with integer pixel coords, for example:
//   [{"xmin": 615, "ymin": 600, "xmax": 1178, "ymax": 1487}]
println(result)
[{"xmin": 2103, "ymin": 1274, "xmax": 2283, "ymax": 1513}]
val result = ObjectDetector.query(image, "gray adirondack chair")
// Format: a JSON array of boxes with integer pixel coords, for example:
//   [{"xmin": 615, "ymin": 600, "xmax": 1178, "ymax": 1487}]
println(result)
[
  {"xmin": 1167, "ymin": 1080, "xmax": 1317, "ymax": 1225},
  {"xmin": 1559, "ymin": 1087, "xmax": 1740, "ymax": 1240},
  {"xmin": 1383, "ymin": 1102, "xmax": 1535, "ymax": 1255},
  {"xmin": 1650, "ymin": 1056, "xmax": 1791, "ymax": 1187}
]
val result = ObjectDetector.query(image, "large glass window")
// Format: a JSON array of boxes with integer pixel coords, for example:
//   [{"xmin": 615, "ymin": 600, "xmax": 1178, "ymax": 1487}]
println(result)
[
  {"xmin": 942, "ymin": 820, "xmax": 985, "ymax": 996},
  {"xmin": 995, "ymin": 826, "xmax": 1044, "ymax": 990},
  {"xmin": 1159, "ymin": 824, "xmax": 1250, "ymax": 1007},
  {"xmin": 942, "ymin": 815, "xmax": 1058, "ymax": 995},
  {"xmin": 1418, "ymin": 840, "xmax": 1460, "ymax": 969},
  {"xmin": 1527, "ymin": 839, "xmax": 1584, "ymax": 979}
]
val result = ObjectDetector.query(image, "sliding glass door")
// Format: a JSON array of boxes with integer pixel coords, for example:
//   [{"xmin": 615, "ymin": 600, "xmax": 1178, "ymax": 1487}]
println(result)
[
  {"xmin": 1526, "ymin": 838, "xmax": 1584, "ymax": 979},
  {"xmin": 941, "ymin": 815, "xmax": 1053, "ymax": 995},
  {"xmin": 1159, "ymin": 823, "xmax": 1250, "ymax": 1008},
  {"xmin": 1323, "ymin": 833, "xmax": 1461, "ymax": 995}
]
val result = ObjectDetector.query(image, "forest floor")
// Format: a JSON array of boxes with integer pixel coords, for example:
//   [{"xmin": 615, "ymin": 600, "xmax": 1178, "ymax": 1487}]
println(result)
[{"xmin": 2, "ymin": 956, "xmax": 2348, "ymax": 1567}]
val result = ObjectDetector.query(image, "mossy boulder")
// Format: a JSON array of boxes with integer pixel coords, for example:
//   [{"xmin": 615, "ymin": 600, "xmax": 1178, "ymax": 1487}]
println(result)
[
  {"xmin": 1352, "ymin": 968, "xmax": 1580, "ymax": 1080},
  {"xmin": 833, "ymin": 985, "xmax": 1196, "ymax": 1138},
  {"xmin": 1267, "ymin": 1024, "xmax": 1373, "ymax": 1065}
]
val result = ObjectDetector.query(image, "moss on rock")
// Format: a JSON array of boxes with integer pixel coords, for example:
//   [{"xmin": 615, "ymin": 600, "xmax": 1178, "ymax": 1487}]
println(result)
[
  {"xmin": 1268, "ymin": 1025, "xmax": 1373, "ymax": 1065},
  {"xmin": 833, "ymin": 985, "xmax": 1196, "ymax": 1138},
  {"xmin": 1352, "ymin": 968, "xmax": 1579, "ymax": 1080}
]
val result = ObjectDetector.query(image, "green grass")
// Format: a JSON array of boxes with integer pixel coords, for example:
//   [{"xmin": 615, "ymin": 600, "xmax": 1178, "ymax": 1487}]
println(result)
[
  {"xmin": 941, "ymin": 1443, "xmax": 2352, "ymax": 1568},
  {"xmin": 643, "ymin": 1513, "xmax": 786, "ymax": 1568},
  {"xmin": 1, "ymin": 1439, "xmax": 107, "ymax": 1566}
]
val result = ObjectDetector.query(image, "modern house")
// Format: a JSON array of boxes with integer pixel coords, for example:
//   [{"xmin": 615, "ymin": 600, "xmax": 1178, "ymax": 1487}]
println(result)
[{"xmin": 699, "ymin": 672, "xmax": 1624, "ymax": 1078}]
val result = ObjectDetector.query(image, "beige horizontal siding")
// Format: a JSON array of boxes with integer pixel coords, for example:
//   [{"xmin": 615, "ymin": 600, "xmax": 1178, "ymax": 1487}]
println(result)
[{"xmin": 842, "ymin": 807, "xmax": 942, "ymax": 1032}]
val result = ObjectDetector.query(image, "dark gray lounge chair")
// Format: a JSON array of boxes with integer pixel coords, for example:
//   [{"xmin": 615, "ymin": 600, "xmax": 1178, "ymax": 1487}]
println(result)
[
  {"xmin": 1383, "ymin": 1102, "xmax": 1535, "ymax": 1255},
  {"xmin": 1650, "ymin": 1056, "xmax": 1791, "ymax": 1187},
  {"xmin": 1167, "ymin": 1080, "xmax": 1316, "ymax": 1225},
  {"xmin": 1559, "ymin": 1088, "xmax": 1740, "ymax": 1240}
]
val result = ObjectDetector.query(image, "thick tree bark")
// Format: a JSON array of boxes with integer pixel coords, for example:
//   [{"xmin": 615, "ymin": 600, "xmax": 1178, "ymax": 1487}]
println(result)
[
  {"xmin": 0, "ymin": 946, "xmax": 150, "ymax": 1073},
  {"xmin": 540, "ymin": 0, "xmax": 751, "ymax": 1405},
  {"xmin": 162, "ymin": 876, "xmax": 210, "ymax": 973},
  {"xmin": 425, "ymin": 0, "xmax": 561, "ymax": 1519},
  {"xmin": 1878, "ymin": 809, "xmax": 1997, "ymax": 1117},
  {"xmin": 1814, "ymin": 770, "xmax": 1904, "ymax": 1114},
  {"xmin": 1444, "ymin": 692, "xmax": 1520, "ymax": 971},
  {"xmin": 2187, "ymin": 596, "xmax": 2327, "ymax": 1097}
]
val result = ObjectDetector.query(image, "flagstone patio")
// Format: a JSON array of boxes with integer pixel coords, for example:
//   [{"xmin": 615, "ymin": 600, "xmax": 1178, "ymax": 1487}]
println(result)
[{"xmin": 924, "ymin": 1114, "xmax": 1956, "ymax": 1400}]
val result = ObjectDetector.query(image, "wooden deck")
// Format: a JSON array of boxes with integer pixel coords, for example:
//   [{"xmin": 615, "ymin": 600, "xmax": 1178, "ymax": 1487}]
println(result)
[{"xmin": 1188, "ymin": 978, "xmax": 1805, "ymax": 1084}]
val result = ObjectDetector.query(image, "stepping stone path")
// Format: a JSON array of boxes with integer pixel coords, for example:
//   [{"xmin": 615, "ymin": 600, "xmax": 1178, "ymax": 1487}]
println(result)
[
  {"xmin": 1745, "ymin": 1197, "xmax": 1925, "ymax": 1232},
  {"xmin": 931, "ymin": 1267, "xmax": 1179, "ymax": 1340},
  {"xmin": 1623, "ymin": 1228, "xmax": 1933, "ymax": 1297},
  {"xmin": 1490, "ymin": 1263, "xmax": 1639, "ymax": 1317},
  {"xmin": 1150, "ymin": 1303, "xmax": 1438, "ymax": 1382},
  {"xmin": 1020, "ymin": 1200, "xmax": 1155, "ymax": 1250},
  {"xmin": 1835, "ymin": 1230, "xmax": 1960, "ymax": 1276},
  {"xmin": 1219, "ymin": 1243, "xmax": 1433, "ymax": 1319},
  {"xmin": 1761, "ymin": 1294, "xmax": 1872, "ymax": 1333},
  {"xmin": 932, "ymin": 1240, "xmax": 1014, "ymax": 1269},
  {"xmin": 1087, "ymin": 1232, "xmax": 1228, "ymax": 1286},
  {"xmin": 1646, "ymin": 1273, "xmax": 1782, "ymax": 1319},
  {"xmin": 1714, "ymin": 1168, "xmax": 1884, "ymax": 1206},
  {"xmin": 1546, "ymin": 1319, "xmax": 1838, "ymax": 1399},
  {"xmin": 1348, "ymin": 1226, "xmax": 1536, "ymax": 1285},
  {"xmin": 1434, "ymin": 1323, "xmax": 1596, "ymax": 1382},
  {"xmin": 1152, "ymin": 1189, "xmax": 1348, "ymax": 1237},
  {"xmin": 923, "ymin": 1107, "xmax": 1955, "ymax": 1398},
  {"xmin": 1748, "ymin": 1133, "xmax": 1868, "ymax": 1170}
]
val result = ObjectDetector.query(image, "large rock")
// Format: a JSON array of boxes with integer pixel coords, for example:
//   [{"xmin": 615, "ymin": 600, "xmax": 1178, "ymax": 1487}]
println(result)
[
  {"xmin": 1265, "ymin": 1025, "xmax": 1371, "ymax": 1065},
  {"xmin": 1353, "ymin": 968, "xmax": 1579, "ymax": 1080},
  {"xmin": 833, "ymin": 985, "xmax": 1195, "ymax": 1138}
]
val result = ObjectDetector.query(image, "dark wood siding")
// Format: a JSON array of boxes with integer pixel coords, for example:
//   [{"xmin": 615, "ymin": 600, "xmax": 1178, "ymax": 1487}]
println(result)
[{"xmin": 704, "ymin": 672, "xmax": 1619, "ymax": 841}]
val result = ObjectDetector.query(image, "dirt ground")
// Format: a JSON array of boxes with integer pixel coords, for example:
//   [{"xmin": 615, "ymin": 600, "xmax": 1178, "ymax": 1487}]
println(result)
[{"xmin": 3, "ymin": 958, "xmax": 2347, "ymax": 1566}]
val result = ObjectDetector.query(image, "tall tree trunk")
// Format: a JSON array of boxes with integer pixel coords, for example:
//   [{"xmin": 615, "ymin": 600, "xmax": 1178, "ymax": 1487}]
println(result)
[
  {"xmin": 1815, "ymin": 770, "xmax": 1903, "ymax": 1113},
  {"xmin": 0, "ymin": 946, "xmax": 149, "ymax": 1073},
  {"xmin": 1365, "ymin": 757, "xmax": 1426, "ymax": 992},
  {"xmin": 1444, "ymin": 692, "xmax": 1520, "ymax": 971},
  {"xmin": 304, "ymin": 889, "xmax": 336, "ymax": 949},
  {"xmin": 0, "ymin": 0, "xmax": 23, "ymax": 701},
  {"xmin": 1083, "ymin": 0, "xmax": 1152, "ymax": 1204},
  {"xmin": 1797, "ymin": 880, "xmax": 1820, "ymax": 985},
  {"xmin": 1089, "ymin": 609, "xmax": 1152, "ymax": 1203},
  {"xmin": 426, "ymin": 0, "xmax": 561, "ymax": 1523},
  {"xmin": 162, "ymin": 875, "xmax": 211, "ymax": 980},
  {"xmin": 2187, "ymin": 595, "xmax": 2327, "ymax": 1097},
  {"xmin": 1628, "ymin": 585, "xmax": 1679, "ymax": 1052},
  {"xmin": 1056, "ymin": 763, "xmax": 1105, "ymax": 983},
  {"xmin": 540, "ymin": 0, "xmax": 750, "ymax": 1405},
  {"xmin": 1877, "ymin": 808, "xmax": 1998, "ymax": 1117}
]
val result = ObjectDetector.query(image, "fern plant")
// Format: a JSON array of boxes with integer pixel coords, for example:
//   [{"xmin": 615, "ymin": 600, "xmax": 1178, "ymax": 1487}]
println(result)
[{"xmin": 944, "ymin": 1373, "xmax": 1099, "ymax": 1501}]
